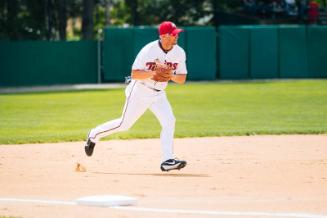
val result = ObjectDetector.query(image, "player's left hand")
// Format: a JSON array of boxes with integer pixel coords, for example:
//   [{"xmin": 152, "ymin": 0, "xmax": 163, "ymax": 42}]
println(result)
[{"xmin": 152, "ymin": 61, "xmax": 173, "ymax": 82}]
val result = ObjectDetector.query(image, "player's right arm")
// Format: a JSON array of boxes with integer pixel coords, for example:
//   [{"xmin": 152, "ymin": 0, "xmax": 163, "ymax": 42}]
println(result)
[{"xmin": 130, "ymin": 44, "xmax": 154, "ymax": 80}]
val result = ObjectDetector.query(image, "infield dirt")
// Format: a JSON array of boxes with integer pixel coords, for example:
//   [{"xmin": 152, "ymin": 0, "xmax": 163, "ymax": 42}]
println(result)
[{"xmin": 0, "ymin": 135, "xmax": 326, "ymax": 218}]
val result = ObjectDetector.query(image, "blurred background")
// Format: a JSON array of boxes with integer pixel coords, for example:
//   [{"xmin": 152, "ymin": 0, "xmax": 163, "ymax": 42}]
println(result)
[
  {"xmin": 0, "ymin": 0, "xmax": 326, "ymax": 87},
  {"xmin": 0, "ymin": 0, "xmax": 326, "ymax": 40}
]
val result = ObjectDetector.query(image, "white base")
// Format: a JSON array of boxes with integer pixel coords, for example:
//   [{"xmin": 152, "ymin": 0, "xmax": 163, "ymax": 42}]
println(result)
[{"xmin": 76, "ymin": 195, "xmax": 137, "ymax": 207}]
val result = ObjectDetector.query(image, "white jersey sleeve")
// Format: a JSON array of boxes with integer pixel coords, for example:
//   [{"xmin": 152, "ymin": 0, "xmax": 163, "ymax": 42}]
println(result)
[
  {"xmin": 132, "ymin": 45, "xmax": 148, "ymax": 70},
  {"xmin": 175, "ymin": 49, "xmax": 187, "ymax": 75}
]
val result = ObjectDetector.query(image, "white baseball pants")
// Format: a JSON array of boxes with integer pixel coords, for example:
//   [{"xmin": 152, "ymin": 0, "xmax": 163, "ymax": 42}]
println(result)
[{"xmin": 88, "ymin": 81, "xmax": 175, "ymax": 162}]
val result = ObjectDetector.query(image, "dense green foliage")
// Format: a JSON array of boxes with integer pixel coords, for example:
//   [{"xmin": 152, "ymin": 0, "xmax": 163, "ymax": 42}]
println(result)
[
  {"xmin": 0, "ymin": 0, "xmax": 239, "ymax": 40},
  {"xmin": 0, "ymin": 80, "xmax": 326, "ymax": 144}
]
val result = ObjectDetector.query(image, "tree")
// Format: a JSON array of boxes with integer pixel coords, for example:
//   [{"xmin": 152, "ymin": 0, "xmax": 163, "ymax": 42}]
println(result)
[
  {"xmin": 125, "ymin": 0, "xmax": 139, "ymax": 25},
  {"xmin": 110, "ymin": 0, "xmax": 131, "ymax": 25},
  {"xmin": 211, "ymin": 0, "xmax": 219, "ymax": 26},
  {"xmin": 45, "ymin": 0, "xmax": 56, "ymax": 40},
  {"xmin": 58, "ymin": 0, "xmax": 67, "ymax": 40},
  {"xmin": 104, "ymin": 0, "xmax": 112, "ymax": 25},
  {"xmin": 133, "ymin": 0, "xmax": 212, "ymax": 26},
  {"xmin": 6, "ymin": 0, "xmax": 19, "ymax": 39},
  {"xmin": 0, "ymin": 0, "xmax": 245, "ymax": 40},
  {"xmin": 82, "ymin": 0, "xmax": 95, "ymax": 39}
]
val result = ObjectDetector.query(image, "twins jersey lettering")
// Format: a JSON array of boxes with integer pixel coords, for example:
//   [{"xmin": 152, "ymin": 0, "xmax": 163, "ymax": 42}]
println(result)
[{"xmin": 146, "ymin": 61, "xmax": 178, "ymax": 71}]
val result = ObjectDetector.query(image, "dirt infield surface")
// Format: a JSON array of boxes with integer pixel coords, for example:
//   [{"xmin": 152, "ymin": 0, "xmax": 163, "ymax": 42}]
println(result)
[{"xmin": 0, "ymin": 135, "xmax": 326, "ymax": 218}]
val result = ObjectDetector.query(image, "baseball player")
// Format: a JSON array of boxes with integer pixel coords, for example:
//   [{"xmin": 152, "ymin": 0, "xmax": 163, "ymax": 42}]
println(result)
[{"xmin": 85, "ymin": 21, "xmax": 187, "ymax": 172}]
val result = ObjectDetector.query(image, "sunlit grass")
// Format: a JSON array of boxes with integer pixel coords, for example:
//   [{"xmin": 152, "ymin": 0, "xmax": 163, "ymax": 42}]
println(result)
[{"xmin": 0, "ymin": 80, "xmax": 326, "ymax": 144}]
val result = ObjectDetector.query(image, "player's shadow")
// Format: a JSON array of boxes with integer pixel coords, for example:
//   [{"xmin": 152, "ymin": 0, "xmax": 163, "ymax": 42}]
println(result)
[{"xmin": 90, "ymin": 171, "xmax": 210, "ymax": 177}]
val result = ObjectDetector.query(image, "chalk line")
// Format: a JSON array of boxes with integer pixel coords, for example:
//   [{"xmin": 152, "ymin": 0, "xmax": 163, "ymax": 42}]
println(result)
[{"xmin": 1, "ymin": 197, "xmax": 327, "ymax": 218}]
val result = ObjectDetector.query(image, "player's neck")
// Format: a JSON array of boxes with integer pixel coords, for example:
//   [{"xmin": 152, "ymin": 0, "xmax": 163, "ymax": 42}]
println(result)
[{"xmin": 159, "ymin": 40, "xmax": 173, "ymax": 53}]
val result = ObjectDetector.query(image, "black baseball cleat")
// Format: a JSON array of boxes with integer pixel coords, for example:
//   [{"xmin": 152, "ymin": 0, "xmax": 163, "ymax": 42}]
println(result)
[
  {"xmin": 84, "ymin": 138, "xmax": 96, "ymax": 156},
  {"xmin": 160, "ymin": 159, "xmax": 187, "ymax": 172}
]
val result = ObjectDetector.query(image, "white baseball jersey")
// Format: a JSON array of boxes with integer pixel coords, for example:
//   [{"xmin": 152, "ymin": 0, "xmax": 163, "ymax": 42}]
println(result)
[{"xmin": 132, "ymin": 40, "xmax": 187, "ymax": 90}]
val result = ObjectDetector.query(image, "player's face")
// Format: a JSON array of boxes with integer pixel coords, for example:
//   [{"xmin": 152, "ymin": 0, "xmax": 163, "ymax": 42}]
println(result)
[{"xmin": 160, "ymin": 34, "xmax": 178, "ymax": 50}]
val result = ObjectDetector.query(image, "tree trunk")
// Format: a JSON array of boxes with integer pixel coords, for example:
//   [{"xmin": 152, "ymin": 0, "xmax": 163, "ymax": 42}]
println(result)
[
  {"xmin": 104, "ymin": 0, "xmax": 112, "ymax": 26},
  {"xmin": 45, "ymin": 0, "xmax": 55, "ymax": 40},
  {"xmin": 132, "ymin": 0, "xmax": 139, "ymax": 26},
  {"xmin": 7, "ymin": 0, "xmax": 19, "ymax": 39},
  {"xmin": 126, "ymin": 0, "xmax": 138, "ymax": 26},
  {"xmin": 58, "ymin": 0, "xmax": 67, "ymax": 40},
  {"xmin": 211, "ymin": 0, "xmax": 219, "ymax": 26},
  {"xmin": 82, "ymin": 0, "xmax": 94, "ymax": 40}
]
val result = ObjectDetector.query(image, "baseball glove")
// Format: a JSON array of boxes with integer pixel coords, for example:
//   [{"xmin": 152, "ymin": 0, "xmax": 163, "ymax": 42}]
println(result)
[{"xmin": 152, "ymin": 61, "xmax": 173, "ymax": 82}]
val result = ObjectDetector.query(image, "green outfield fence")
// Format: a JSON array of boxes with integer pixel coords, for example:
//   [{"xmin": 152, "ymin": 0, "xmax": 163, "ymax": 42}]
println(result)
[
  {"xmin": 0, "ymin": 25, "xmax": 326, "ymax": 87},
  {"xmin": 0, "ymin": 41, "xmax": 98, "ymax": 86},
  {"xmin": 218, "ymin": 25, "xmax": 327, "ymax": 79}
]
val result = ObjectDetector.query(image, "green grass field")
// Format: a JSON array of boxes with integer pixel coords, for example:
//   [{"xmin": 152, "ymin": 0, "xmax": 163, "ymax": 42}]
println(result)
[{"xmin": 0, "ymin": 80, "xmax": 326, "ymax": 144}]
